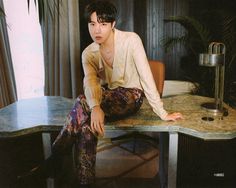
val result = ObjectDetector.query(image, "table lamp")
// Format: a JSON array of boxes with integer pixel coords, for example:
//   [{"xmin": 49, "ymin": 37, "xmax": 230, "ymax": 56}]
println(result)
[{"xmin": 199, "ymin": 42, "xmax": 226, "ymax": 114}]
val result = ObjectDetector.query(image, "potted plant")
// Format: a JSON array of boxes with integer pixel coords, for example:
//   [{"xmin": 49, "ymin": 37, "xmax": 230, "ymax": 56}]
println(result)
[{"xmin": 162, "ymin": 10, "xmax": 236, "ymax": 108}]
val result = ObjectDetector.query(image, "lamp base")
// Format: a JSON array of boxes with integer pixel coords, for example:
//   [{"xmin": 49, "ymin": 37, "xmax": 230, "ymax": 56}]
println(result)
[{"xmin": 201, "ymin": 102, "xmax": 227, "ymax": 114}]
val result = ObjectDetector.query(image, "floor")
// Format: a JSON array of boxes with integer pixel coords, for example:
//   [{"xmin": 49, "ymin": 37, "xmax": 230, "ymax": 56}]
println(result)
[
  {"xmin": 0, "ymin": 131, "xmax": 161, "ymax": 188},
  {"xmin": 95, "ymin": 131, "xmax": 160, "ymax": 188}
]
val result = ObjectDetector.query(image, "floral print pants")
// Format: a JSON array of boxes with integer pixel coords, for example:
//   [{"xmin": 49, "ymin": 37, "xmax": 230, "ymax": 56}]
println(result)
[{"xmin": 52, "ymin": 87, "xmax": 144, "ymax": 185}]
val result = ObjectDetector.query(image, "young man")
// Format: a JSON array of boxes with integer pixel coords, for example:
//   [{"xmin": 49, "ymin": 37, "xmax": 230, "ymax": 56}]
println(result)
[
  {"xmin": 83, "ymin": 1, "xmax": 183, "ymax": 136},
  {"xmin": 18, "ymin": 1, "xmax": 183, "ymax": 187}
]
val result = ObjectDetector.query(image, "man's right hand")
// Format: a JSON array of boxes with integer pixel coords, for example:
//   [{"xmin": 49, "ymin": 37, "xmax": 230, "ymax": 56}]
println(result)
[{"xmin": 90, "ymin": 105, "xmax": 105, "ymax": 137}]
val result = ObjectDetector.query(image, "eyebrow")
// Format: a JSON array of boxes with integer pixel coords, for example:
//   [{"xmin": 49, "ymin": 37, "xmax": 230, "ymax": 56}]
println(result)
[{"xmin": 89, "ymin": 20, "xmax": 108, "ymax": 24}]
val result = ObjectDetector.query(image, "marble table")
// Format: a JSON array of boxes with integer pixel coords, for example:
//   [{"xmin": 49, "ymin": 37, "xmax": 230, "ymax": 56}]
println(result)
[{"xmin": 0, "ymin": 94, "xmax": 236, "ymax": 188}]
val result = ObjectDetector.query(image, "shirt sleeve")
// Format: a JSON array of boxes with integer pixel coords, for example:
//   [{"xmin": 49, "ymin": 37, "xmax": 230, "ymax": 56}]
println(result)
[
  {"xmin": 82, "ymin": 50, "xmax": 102, "ymax": 109},
  {"xmin": 131, "ymin": 34, "xmax": 168, "ymax": 119}
]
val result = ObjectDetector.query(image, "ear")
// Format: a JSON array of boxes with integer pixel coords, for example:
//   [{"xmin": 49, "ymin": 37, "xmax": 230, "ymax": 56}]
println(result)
[{"xmin": 112, "ymin": 21, "xmax": 116, "ymax": 29}]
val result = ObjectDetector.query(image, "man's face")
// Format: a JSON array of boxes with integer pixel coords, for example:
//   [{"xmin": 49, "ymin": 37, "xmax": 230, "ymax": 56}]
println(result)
[{"xmin": 88, "ymin": 12, "xmax": 115, "ymax": 44}]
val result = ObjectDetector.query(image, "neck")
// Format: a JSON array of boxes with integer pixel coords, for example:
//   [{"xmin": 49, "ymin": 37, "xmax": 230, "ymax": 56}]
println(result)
[{"xmin": 100, "ymin": 30, "xmax": 114, "ymax": 50}]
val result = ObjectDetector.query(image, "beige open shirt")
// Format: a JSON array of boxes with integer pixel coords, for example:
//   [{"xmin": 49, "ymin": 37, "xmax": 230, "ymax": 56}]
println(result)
[{"xmin": 82, "ymin": 29, "xmax": 168, "ymax": 120}]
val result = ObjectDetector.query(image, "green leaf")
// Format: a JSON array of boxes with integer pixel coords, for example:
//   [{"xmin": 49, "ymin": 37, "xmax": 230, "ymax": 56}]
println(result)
[
  {"xmin": 161, "ymin": 35, "xmax": 187, "ymax": 52},
  {"xmin": 164, "ymin": 16, "xmax": 211, "ymax": 50}
]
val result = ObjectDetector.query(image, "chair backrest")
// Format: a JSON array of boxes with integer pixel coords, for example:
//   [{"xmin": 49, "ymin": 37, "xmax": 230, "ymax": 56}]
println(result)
[{"xmin": 148, "ymin": 60, "xmax": 165, "ymax": 97}]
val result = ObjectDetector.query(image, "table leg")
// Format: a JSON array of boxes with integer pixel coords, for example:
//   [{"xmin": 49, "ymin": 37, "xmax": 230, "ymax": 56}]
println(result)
[
  {"xmin": 159, "ymin": 132, "xmax": 168, "ymax": 188},
  {"xmin": 42, "ymin": 133, "xmax": 55, "ymax": 188},
  {"xmin": 167, "ymin": 132, "xmax": 178, "ymax": 188}
]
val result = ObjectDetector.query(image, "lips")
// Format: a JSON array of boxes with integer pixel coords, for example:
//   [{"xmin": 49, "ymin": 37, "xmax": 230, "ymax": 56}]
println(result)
[{"xmin": 95, "ymin": 36, "xmax": 102, "ymax": 40}]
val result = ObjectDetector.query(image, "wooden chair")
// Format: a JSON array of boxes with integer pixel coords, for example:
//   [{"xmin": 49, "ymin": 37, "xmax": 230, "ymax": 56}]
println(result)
[{"xmin": 148, "ymin": 60, "xmax": 165, "ymax": 97}]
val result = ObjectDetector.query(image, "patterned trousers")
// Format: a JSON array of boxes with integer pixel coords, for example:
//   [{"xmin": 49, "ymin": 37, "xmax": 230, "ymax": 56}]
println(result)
[{"xmin": 52, "ymin": 87, "xmax": 144, "ymax": 185}]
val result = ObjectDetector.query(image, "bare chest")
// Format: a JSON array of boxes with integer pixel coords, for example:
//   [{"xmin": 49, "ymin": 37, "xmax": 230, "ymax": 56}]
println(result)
[{"xmin": 100, "ymin": 48, "xmax": 114, "ymax": 68}]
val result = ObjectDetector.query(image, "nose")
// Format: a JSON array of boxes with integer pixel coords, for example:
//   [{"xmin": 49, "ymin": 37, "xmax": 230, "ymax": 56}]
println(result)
[{"xmin": 95, "ymin": 25, "xmax": 101, "ymax": 33}]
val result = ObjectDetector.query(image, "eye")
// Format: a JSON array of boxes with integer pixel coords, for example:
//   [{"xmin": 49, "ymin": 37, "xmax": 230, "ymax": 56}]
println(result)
[{"xmin": 89, "ymin": 22, "xmax": 95, "ymax": 26}]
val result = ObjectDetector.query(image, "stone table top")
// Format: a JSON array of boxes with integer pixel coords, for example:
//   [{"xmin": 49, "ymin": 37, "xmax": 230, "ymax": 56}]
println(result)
[
  {"xmin": 0, "ymin": 96, "xmax": 73, "ymax": 137},
  {"xmin": 0, "ymin": 94, "xmax": 236, "ymax": 140}
]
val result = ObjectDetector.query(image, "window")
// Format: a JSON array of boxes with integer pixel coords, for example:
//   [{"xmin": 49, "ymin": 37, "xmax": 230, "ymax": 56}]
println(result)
[{"xmin": 3, "ymin": 0, "xmax": 44, "ymax": 99}]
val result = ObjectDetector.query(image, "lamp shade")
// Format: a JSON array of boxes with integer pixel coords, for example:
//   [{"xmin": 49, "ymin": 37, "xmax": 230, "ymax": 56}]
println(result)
[{"xmin": 199, "ymin": 53, "xmax": 224, "ymax": 67}]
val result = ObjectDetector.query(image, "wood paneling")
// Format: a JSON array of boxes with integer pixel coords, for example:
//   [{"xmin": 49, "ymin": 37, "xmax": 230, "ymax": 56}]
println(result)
[
  {"xmin": 162, "ymin": 0, "xmax": 189, "ymax": 79},
  {"xmin": 146, "ymin": 0, "xmax": 165, "ymax": 60},
  {"xmin": 134, "ymin": 1, "xmax": 147, "ymax": 47},
  {"xmin": 177, "ymin": 133, "xmax": 236, "ymax": 187},
  {"xmin": 113, "ymin": 0, "xmax": 134, "ymax": 32}
]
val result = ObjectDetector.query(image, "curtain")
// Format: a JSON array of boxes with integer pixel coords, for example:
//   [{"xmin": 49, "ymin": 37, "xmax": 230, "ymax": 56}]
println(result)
[
  {"xmin": 42, "ymin": 0, "xmax": 83, "ymax": 98},
  {"xmin": 0, "ymin": 0, "xmax": 17, "ymax": 108}
]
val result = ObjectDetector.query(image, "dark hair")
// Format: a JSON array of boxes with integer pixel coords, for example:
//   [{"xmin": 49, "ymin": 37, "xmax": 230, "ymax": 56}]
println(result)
[{"xmin": 84, "ymin": 0, "xmax": 117, "ymax": 23}]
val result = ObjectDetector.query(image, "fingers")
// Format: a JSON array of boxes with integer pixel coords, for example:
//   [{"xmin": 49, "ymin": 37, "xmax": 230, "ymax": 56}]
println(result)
[
  {"xmin": 90, "ymin": 106, "xmax": 105, "ymax": 137},
  {"xmin": 165, "ymin": 112, "xmax": 184, "ymax": 121},
  {"xmin": 91, "ymin": 120, "xmax": 104, "ymax": 137},
  {"xmin": 172, "ymin": 112, "xmax": 184, "ymax": 120}
]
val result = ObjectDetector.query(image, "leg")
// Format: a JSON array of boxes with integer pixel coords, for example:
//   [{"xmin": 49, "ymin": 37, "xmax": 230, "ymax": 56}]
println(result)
[
  {"xmin": 159, "ymin": 132, "xmax": 178, "ymax": 188},
  {"xmin": 73, "ymin": 126, "xmax": 98, "ymax": 185},
  {"xmin": 42, "ymin": 133, "xmax": 54, "ymax": 188},
  {"xmin": 159, "ymin": 132, "xmax": 169, "ymax": 188},
  {"xmin": 53, "ymin": 95, "xmax": 98, "ymax": 185},
  {"xmin": 72, "ymin": 87, "xmax": 144, "ymax": 185},
  {"xmin": 167, "ymin": 132, "xmax": 178, "ymax": 188},
  {"xmin": 53, "ymin": 87, "xmax": 144, "ymax": 185},
  {"xmin": 52, "ymin": 95, "xmax": 91, "ymax": 155},
  {"xmin": 101, "ymin": 87, "xmax": 144, "ymax": 120}
]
